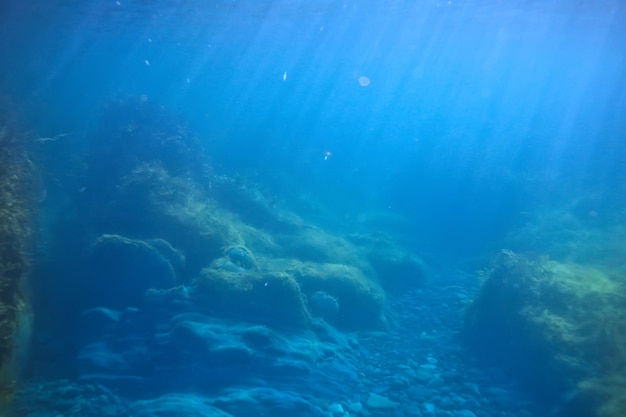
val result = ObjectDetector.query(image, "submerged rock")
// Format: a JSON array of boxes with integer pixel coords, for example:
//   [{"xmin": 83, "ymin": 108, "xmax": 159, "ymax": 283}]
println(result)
[
  {"xmin": 213, "ymin": 387, "xmax": 325, "ymax": 417},
  {"xmin": 192, "ymin": 268, "xmax": 310, "ymax": 328},
  {"xmin": 224, "ymin": 245, "xmax": 259, "ymax": 270},
  {"xmin": 464, "ymin": 250, "xmax": 626, "ymax": 417},
  {"xmin": 130, "ymin": 393, "xmax": 233, "ymax": 417},
  {"xmin": 366, "ymin": 393, "xmax": 397, "ymax": 410},
  {"xmin": 308, "ymin": 291, "xmax": 340, "ymax": 323},
  {"xmin": 285, "ymin": 260, "xmax": 386, "ymax": 330}
]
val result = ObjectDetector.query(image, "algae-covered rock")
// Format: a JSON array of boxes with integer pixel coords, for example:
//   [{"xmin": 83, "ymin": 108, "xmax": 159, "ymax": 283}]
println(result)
[
  {"xmin": 308, "ymin": 291, "xmax": 339, "ymax": 322},
  {"xmin": 464, "ymin": 250, "xmax": 626, "ymax": 417},
  {"xmin": 85, "ymin": 96, "xmax": 211, "ymax": 198},
  {"xmin": 192, "ymin": 268, "xmax": 310, "ymax": 328},
  {"xmin": 577, "ymin": 375, "xmax": 626, "ymax": 417},
  {"xmin": 506, "ymin": 198, "xmax": 626, "ymax": 274},
  {"xmin": 349, "ymin": 232, "xmax": 426, "ymax": 293},
  {"xmin": 73, "ymin": 98, "xmax": 230, "ymax": 277},
  {"xmin": 283, "ymin": 260, "xmax": 386, "ymax": 330},
  {"xmin": 210, "ymin": 175, "xmax": 301, "ymax": 234},
  {"xmin": 276, "ymin": 226, "xmax": 365, "ymax": 266},
  {"xmin": 194, "ymin": 255, "xmax": 385, "ymax": 330},
  {"xmin": 222, "ymin": 246, "xmax": 259, "ymax": 271},
  {"xmin": 98, "ymin": 163, "xmax": 239, "ymax": 275}
]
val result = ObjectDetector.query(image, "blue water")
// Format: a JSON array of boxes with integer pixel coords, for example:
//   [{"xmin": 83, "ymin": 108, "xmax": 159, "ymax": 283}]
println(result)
[
  {"xmin": 1, "ymin": 1, "xmax": 625, "ymax": 416},
  {"xmin": 3, "ymin": 0, "xmax": 625, "ymax": 258}
]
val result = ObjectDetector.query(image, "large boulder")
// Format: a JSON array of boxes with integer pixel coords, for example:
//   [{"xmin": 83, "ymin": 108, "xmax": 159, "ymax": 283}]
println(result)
[
  {"xmin": 94, "ymin": 164, "xmax": 241, "ymax": 276},
  {"xmin": 282, "ymin": 260, "xmax": 386, "ymax": 330},
  {"xmin": 191, "ymin": 268, "xmax": 310, "ymax": 329},
  {"xmin": 464, "ymin": 250, "xmax": 626, "ymax": 417}
]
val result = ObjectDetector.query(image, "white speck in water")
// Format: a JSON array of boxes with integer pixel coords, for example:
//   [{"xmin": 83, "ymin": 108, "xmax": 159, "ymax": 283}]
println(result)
[
  {"xmin": 283, "ymin": 71, "xmax": 287, "ymax": 81},
  {"xmin": 358, "ymin": 76, "xmax": 370, "ymax": 87},
  {"xmin": 144, "ymin": 59, "xmax": 150, "ymax": 66}
]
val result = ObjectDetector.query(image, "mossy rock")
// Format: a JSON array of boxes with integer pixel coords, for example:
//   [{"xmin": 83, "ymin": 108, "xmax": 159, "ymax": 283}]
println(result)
[
  {"xmin": 192, "ymin": 268, "xmax": 310, "ymax": 328},
  {"xmin": 279, "ymin": 260, "xmax": 386, "ymax": 330},
  {"xmin": 209, "ymin": 175, "xmax": 301, "ymax": 234},
  {"xmin": 96, "ymin": 164, "xmax": 240, "ymax": 275},
  {"xmin": 349, "ymin": 232, "xmax": 425, "ymax": 293},
  {"xmin": 464, "ymin": 250, "xmax": 626, "ymax": 416},
  {"xmin": 505, "ymin": 200, "xmax": 626, "ymax": 274},
  {"xmin": 276, "ymin": 226, "xmax": 365, "ymax": 267},
  {"xmin": 577, "ymin": 374, "xmax": 626, "ymax": 417}
]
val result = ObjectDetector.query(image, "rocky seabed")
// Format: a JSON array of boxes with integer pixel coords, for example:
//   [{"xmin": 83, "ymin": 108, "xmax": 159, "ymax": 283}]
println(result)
[{"xmin": 14, "ymin": 269, "xmax": 544, "ymax": 417}]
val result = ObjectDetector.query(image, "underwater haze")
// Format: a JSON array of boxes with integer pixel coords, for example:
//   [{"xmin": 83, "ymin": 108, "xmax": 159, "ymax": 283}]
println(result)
[
  {"xmin": 1, "ymin": 1, "xmax": 626, "ymax": 417},
  {"xmin": 3, "ymin": 0, "xmax": 624, "ymax": 256}
]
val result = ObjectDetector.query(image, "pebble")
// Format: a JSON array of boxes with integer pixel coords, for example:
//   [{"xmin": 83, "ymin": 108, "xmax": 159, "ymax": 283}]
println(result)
[
  {"xmin": 366, "ymin": 393, "xmax": 397, "ymax": 410},
  {"xmin": 348, "ymin": 401, "xmax": 363, "ymax": 413},
  {"xmin": 15, "ymin": 270, "xmax": 544, "ymax": 417},
  {"xmin": 415, "ymin": 369, "xmax": 434, "ymax": 382},
  {"xmin": 407, "ymin": 385, "xmax": 437, "ymax": 400},
  {"xmin": 423, "ymin": 402, "xmax": 437, "ymax": 416},
  {"xmin": 455, "ymin": 410, "xmax": 478, "ymax": 417},
  {"xmin": 353, "ymin": 271, "xmax": 543, "ymax": 417},
  {"xmin": 427, "ymin": 376, "xmax": 446, "ymax": 388}
]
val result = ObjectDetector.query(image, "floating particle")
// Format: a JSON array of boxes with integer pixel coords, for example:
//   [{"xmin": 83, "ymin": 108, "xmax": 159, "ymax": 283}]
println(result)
[
  {"xmin": 358, "ymin": 76, "xmax": 370, "ymax": 87},
  {"xmin": 145, "ymin": 59, "xmax": 150, "ymax": 66},
  {"xmin": 283, "ymin": 71, "xmax": 287, "ymax": 81}
]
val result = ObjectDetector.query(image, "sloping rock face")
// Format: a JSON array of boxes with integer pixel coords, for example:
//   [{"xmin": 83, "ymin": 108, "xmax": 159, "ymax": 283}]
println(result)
[
  {"xmin": 464, "ymin": 250, "xmax": 626, "ymax": 417},
  {"xmin": 192, "ymin": 268, "xmax": 311, "ymax": 329},
  {"xmin": 32, "ymin": 98, "xmax": 424, "ymax": 334},
  {"xmin": 20, "ymin": 97, "xmax": 433, "ymax": 417},
  {"xmin": 28, "ymin": 98, "xmax": 426, "ymax": 395}
]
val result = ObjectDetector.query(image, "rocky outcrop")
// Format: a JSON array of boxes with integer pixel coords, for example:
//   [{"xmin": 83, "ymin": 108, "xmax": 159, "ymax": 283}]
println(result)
[{"xmin": 464, "ymin": 250, "xmax": 626, "ymax": 417}]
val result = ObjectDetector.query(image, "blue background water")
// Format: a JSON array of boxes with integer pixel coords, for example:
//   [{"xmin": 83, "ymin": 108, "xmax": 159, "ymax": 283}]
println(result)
[{"xmin": 2, "ymin": 0, "xmax": 625, "ymax": 258}]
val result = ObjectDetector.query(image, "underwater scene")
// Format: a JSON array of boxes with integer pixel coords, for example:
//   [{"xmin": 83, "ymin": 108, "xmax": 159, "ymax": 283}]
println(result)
[{"xmin": 1, "ymin": 1, "xmax": 626, "ymax": 416}]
